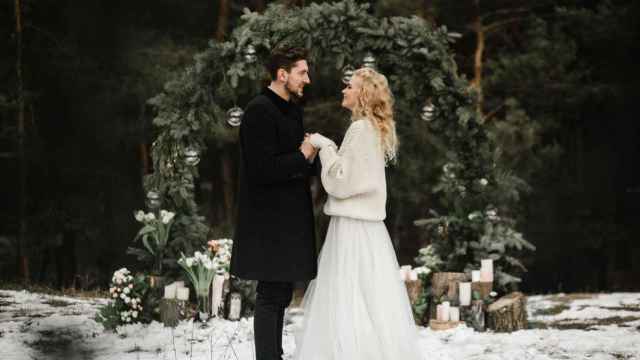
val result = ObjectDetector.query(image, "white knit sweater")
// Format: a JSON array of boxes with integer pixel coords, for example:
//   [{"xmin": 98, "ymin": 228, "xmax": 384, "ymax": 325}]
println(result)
[{"xmin": 309, "ymin": 119, "xmax": 387, "ymax": 221}]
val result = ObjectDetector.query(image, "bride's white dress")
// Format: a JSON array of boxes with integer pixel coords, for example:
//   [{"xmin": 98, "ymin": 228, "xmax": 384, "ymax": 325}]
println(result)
[{"xmin": 294, "ymin": 120, "xmax": 423, "ymax": 360}]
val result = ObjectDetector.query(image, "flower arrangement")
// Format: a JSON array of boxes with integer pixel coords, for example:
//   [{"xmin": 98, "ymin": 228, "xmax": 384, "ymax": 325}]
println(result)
[
  {"xmin": 127, "ymin": 209, "xmax": 175, "ymax": 275},
  {"xmin": 96, "ymin": 268, "xmax": 149, "ymax": 330},
  {"xmin": 177, "ymin": 238, "xmax": 233, "ymax": 317}
]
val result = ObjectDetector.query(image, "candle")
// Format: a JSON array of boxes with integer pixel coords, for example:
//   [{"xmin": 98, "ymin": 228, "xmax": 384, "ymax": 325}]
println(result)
[
  {"xmin": 211, "ymin": 274, "xmax": 226, "ymax": 317},
  {"xmin": 436, "ymin": 305, "xmax": 443, "ymax": 321},
  {"xmin": 450, "ymin": 307, "xmax": 460, "ymax": 322},
  {"xmin": 472, "ymin": 270, "xmax": 481, "ymax": 282},
  {"xmin": 176, "ymin": 287, "xmax": 189, "ymax": 301},
  {"xmin": 459, "ymin": 282, "xmax": 471, "ymax": 306},
  {"xmin": 399, "ymin": 265, "xmax": 412, "ymax": 281},
  {"xmin": 408, "ymin": 270, "xmax": 418, "ymax": 281},
  {"xmin": 481, "ymin": 259, "xmax": 494, "ymax": 282},
  {"xmin": 164, "ymin": 284, "xmax": 177, "ymax": 299},
  {"xmin": 173, "ymin": 281, "xmax": 185, "ymax": 289},
  {"xmin": 228, "ymin": 293, "xmax": 242, "ymax": 321},
  {"xmin": 441, "ymin": 301, "xmax": 450, "ymax": 321}
]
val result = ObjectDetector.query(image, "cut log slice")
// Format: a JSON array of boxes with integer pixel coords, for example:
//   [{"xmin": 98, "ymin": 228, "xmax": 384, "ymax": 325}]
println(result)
[{"xmin": 486, "ymin": 291, "xmax": 528, "ymax": 332}]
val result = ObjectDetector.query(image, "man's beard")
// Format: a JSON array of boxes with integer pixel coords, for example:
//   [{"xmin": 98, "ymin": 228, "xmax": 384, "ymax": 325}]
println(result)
[{"xmin": 285, "ymin": 81, "xmax": 304, "ymax": 99}]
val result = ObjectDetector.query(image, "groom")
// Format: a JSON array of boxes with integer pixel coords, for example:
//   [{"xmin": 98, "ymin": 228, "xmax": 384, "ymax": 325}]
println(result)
[{"xmin": 231, "ymin": 46, "xmax": 319, "ymax": 360}]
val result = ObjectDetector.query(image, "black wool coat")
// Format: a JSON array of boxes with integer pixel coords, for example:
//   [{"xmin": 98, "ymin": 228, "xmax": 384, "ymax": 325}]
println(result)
[{"xmin": 231, "ymin": 88, "xmax": 319, "ymax": 282}]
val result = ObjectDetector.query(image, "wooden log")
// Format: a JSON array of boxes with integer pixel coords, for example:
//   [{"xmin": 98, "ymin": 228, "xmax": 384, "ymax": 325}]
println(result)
[
  {"xmin": 405, "ymin": 279, "xmax": 423, "ymax": 306},
  {"xmin": 160, "ymin": 299, "xmax": 182, "ymax": 327},
  {"xmin": 429, "ymin": 272, "xmax": 468, "ymax": 320},
  {"xmin": 471, "ymin": 281, "xmax": 493, "ymax": 300},
  {"xmin": 429, "ymin": 319, "xmax": 463, "ymax": 331},
  {"xmin": 486, "ymin": 292, "xmax": 528, "ymax": 332}
]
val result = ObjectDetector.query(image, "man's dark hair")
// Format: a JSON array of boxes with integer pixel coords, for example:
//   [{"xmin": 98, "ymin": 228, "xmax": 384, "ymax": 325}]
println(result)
[{"xmin": 266, "ymin": 46, "xmax": 310, "ymax": 81}]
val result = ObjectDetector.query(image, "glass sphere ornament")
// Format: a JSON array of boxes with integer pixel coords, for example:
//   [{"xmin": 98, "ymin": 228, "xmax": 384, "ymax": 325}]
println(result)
[
  {"xmin": 227, "ymin": 107, "xmax": 244, "ymax": 127},
  {"xmin": 183, "ymin": 147, "xmax": 200, "ymax": 166},
  {"xmin": 342, "ymin": 65, "xmax": 355, "ymax": 84},
  {"xmin": 244, "ymin": 45, "xmax": 257, "ymax": 63},
  {"xmin": 362, "ymin": 53, "xmax": 376, "ymax": 69},
  {"xmin": 421, "ymin": 103, "xmax": 435, "ymax": 122},
  {"xmin": 146, "ymin": 190, "xmax": 161, "ymax": 209}
]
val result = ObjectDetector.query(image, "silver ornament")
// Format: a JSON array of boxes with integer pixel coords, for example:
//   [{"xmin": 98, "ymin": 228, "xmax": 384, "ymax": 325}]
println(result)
[
  {"xmin": 244, "ymin": 45, "xmax": 257, "ymax": 63},
  {"xmin": 146, "ymin": 190, "xmax": 161, "ymax": 210},
  {"xmin": 362, "ymin": 53, "xmax": 376, "ymax": 69},
  {"xmin": 421, "ymin": 103, "xmax": 435, "ymax": 122},
  {"xmin": 342, "ymin": 65, "xmax": 355, "ymax": 84},
  {"xmin": 183, "ymin": 147, "xmax": 200, "ymax": 166},
  {"xmin": 227, "ymin": 106, "xmax": 244, "ymax": 127}
]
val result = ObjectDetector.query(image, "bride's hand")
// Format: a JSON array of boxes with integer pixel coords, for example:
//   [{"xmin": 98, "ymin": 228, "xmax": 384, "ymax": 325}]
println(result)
[{"xmin": 308, "ymin": 133, "xmax": 334, "ymax": 149}]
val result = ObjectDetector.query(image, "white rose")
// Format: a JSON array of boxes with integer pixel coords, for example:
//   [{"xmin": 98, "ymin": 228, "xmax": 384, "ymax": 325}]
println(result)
[
  {"xmin": 112, "ymin": 293, "xmax": 118, "ymax": 298},
  {"xmin": 124, "ymin": 297, "xmax": 130, "ymax": 304},
  {"xmin": 132, "ymin": 311, "xmax": 138, "ymax": 318},
  {"xmin": 128, "ymin": 284, "xmax": 133, "ymax": 288},
  {"xmin": 479, "ymin": 178, "xmax": 488, "ymax": 186},
  {"xmin": 134, "ymin": 210, "xmax": 145, "ymax": 222},
  {"xmin": 120, "ymin": 293, "xmax": 126, "ymax": 299},
  {"xmin": 123, "ymin": 287, "xmax": 130, "ymax": 294}
]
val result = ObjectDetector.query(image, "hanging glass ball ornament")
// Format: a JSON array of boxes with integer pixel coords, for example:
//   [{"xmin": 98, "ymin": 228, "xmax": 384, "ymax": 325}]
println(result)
[
  {"xmin": 342, "ymin": 65, "xmax": 355, "ymax": 84},
  {"xmin": 362, "ymin": 53, "xmax": 376, "ymax": 69},
  {"xmin": 421, "ymin": 102, "xmax": 435, "ymax": 122},
  {"xmin": 183, "ymin": 147, "xmax": 200, "ymax": 166},
  {"xmin": 146, "ymin": 190, "xmax": 161, "ymax": 210},
  {"xmin": 227, "ymin": 106, "xmax": 244, "ymax": 127},
  {"xmin": 244, "ymin": 45, "xmax": 257, "ymax": 63}
]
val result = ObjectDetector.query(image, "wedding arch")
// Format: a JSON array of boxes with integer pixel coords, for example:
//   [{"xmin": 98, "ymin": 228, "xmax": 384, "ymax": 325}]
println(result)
[{"xmin": 144, "ymin": 0, "xmax": 533, "ymax": 287}]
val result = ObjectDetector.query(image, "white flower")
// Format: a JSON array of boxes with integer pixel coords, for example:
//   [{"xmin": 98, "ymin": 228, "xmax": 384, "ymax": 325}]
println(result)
[
  {"xmin": 490, "ymin": 291, "xmax": 497, "ymax": 297},
  {"xmin": 486, "ymin": 209, "xmax": 497, "ymax": 217},
  {"xmin": 132, "ymin": 311, "xmax": 138, "ymax": 318},
  {"xmin": 144, "ymin": 213, "xmax": 156, "ymax": 221},
  {"xmin": 124, "ymin": 297, "xmax": 130, "ymax": 304},
  {"xmin": 120, "ymin": 293, "xmax": 126, "ymax": 299},
  {"xmin": 160, "ymin": 210, "xmax": 175, "ymax": 224},
  {"xmin": 414, "ymin": 266, "xmax": 431, "ymax": 276},
  {"xmin": 128, "ymin": 284, "xmax": 133, "ymax": 289},
  {"xmin": 134, "ymin": 210, "xmax": 145, "ymax": 222},
  {"xmin": 468, "ymin": 212, "xmax": 482, "ymax": 221},
  {"xmin": 185, "ymin": 258, "xmax": 194, "ymax": 267},
  {"xmin": 479, "ymin": 178, "xmax": 488, "ymax": 186},
  {"xmin": 123, "ymin": 287, "xmax": 130, "ymax": 294},
  {"xmin": 112, "ymin": 293, "xmax": 118, "ymax": 298}
]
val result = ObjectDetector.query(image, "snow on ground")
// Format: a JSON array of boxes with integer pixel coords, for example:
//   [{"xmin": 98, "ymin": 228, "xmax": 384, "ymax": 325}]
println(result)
[{"xmin": 1, "ymin": 289, "xmax": 639, "ymax": 360}]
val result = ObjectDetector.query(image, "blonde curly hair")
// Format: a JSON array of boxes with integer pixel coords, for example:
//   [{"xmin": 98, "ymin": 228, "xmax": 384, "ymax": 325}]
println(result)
[{"xmin": 350, "ymin": 67, "xmax": 398, "ymax": 163}]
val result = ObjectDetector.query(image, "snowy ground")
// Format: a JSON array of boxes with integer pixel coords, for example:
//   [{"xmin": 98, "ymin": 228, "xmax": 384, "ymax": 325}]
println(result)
[{"xmin": 1, "ymin": 289, "xmax": 639, "ymax": 360}]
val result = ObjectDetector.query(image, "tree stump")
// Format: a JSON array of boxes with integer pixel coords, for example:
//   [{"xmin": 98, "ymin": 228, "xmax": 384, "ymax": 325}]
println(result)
[
  {"xmin": 486, "ymin": 292, "xmax": 528, "ymax": 332},
  {"xmin": 160, "ymin": 299, "xmax": 182, "ymax": 327},
  {"xmin": 429, "ymin": 272, "xmax": 468, "ymax": 320},
  {"xmin": 471, "ymin": 281, "xmax": 493, "ymax": 300},
  {"xmin": 405, "ymin": 279, "xmax": 423, "ymax": 306}
]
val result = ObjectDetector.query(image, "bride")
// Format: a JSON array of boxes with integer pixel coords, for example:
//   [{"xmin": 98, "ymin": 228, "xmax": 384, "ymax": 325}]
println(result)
[{"xmin": 294, "ymin": 67, "xmax": 423, "ymax": 359}]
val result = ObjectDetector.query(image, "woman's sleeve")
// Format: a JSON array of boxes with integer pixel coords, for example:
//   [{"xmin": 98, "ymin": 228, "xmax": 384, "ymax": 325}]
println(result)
[{"xmin": 318, "ymin": 121, "xmax": 377, "ymax": 199}]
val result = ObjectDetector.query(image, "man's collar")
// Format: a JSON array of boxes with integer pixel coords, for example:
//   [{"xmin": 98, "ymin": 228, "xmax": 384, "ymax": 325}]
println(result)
[{"xmin": 263, "ymin": 87, "xmax": 292, "ymax": 114}]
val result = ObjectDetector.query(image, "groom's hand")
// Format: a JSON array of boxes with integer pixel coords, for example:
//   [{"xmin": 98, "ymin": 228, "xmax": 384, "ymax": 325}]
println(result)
[{"xmin": 300, "ymin": 140, "xmax": 318, "ymax": 161}]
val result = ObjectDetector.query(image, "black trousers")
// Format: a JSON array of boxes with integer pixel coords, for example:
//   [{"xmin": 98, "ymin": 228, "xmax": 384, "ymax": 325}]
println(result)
[{"xmin": 254, "ymin": 281, "xmax": 293, "ymax": 360}]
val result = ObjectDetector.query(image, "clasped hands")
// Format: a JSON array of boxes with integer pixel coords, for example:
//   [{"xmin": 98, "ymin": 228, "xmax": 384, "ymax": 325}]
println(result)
[{"xmin": 300, "ymin": 132, "xmax": 333, "ymax": 162}]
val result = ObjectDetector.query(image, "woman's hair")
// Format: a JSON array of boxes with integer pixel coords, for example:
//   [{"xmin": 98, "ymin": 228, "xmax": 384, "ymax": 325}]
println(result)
[{"xmin": 351, "ymin": 68, "xmax": 398, "ymax": 163}]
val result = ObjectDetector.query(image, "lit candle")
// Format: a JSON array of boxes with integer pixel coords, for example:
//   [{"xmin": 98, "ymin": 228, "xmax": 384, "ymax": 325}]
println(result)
[
  {"xmin": 481, "ymin": 259, "xmax": 494, "ymax": 282},
  {"xmin": 472, "ymin": 270, "xmax": 481, "ymax": 282},
  {"xmin": 436, "ymin": 305, "xmax": 443, "ymax": 321},
  {"xmin": 408, "ymin": 270, "xmax": 418, "ymax": 281},
  {"xmin": 399, "ymin": 265, "xmax": 412, "ymax": 281},
  {"xmin": 441, "ymin": 301, "xmax": 450, "ymax": 321},
  {"xmin": 176, "ymin": 287, "xmax": 189, "ymax": 301},
  {"xmin": 459, "ymin": 282, "xmax": 471, "ymax": 306},
  {"xmin": 450, "ymin": 307, "xmax": 460, "ymax": 322},
  {"xmin": 164, "ymin": 284, "xmax": 177, "ymax": 299},
  {"xmin": 173, "ymin": 281, "xmax": 185, "ymax": 289}
]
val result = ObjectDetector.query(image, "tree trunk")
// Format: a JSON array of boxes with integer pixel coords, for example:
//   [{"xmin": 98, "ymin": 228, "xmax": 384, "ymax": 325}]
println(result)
[
  {"xmin": 15, "ymin": 0, "xmax": 28, "ymax": 283},
  {"xmin": 215, "ymin": 0, "xmax": 230, "ymax": 41},
  {"xmin": 221, "ymin": 147, "xmax": 235, "ymax": 224},
  {"xmin": 429, "ymin": 272, "xmax": 468, "ymax": 320},
  {"xmin": 470, "ymin": 0, "xmax": 485, "ymax": 116},
  {"xmin": 471, "ymin": 281, "xmax": 493, "ymax": 300},
  {"xmin": 486, "ymin": 292, "xmax": 528, "ymax": 332}
]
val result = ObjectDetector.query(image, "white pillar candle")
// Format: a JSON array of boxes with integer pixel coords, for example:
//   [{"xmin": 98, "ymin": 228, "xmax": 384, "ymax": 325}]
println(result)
[
  {"xmin": 164, "ymin": 284, "xmax": 177, "ymax": 299},
  {"xmin": 481, "ymin": 259, "xmax": 494, "ymax": 282},
  {"xmin": 176, "ymin": 287, "xmax": 189, "ymax": 301},
  {"xmin": 399, "ymin": 265, "xmax": 412, "ymax": 281},
  {"xmin": 173, "ymin": 281, "xmax": 185, "ymax": 288},
  {"xmin": 459, "ymin": 282, "xmax": 471, "ymax": 306},
  {"xmin": 441, "ymin": 301, "xmax": 450, "ymax": 321},
  {"xmin": 436, "ymin": 304, "xmax": 443, "ymax": 321},
  {"xmin": 449, "ymin": 307, "xmax": 460, "ymax": 322},
  {"xmin": 472, "ymin": 270, "xmax": 481, "ymax": 282},
  {"xmin": 210, "ymin": 274, "xmax": 226, "ymax": 317},
  {"xmin": 408, "ymin": 270, "xmax": 418, "ymax": 281}
]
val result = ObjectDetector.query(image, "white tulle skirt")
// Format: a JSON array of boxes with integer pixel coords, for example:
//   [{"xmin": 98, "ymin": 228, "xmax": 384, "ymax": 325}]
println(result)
[{"xmin": 293, "ymin": 216, "xmax": 423, "ymax": 360}]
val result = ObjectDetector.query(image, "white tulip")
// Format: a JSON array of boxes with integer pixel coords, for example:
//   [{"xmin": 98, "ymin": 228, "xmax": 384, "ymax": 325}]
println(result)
[
  {"xmin": 144, "ymin": 213, "xmax": 156, "ymax": 221},
  {"xmin": 134, "ymin": 210, "xmax": 145, "ymax": 222}
]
